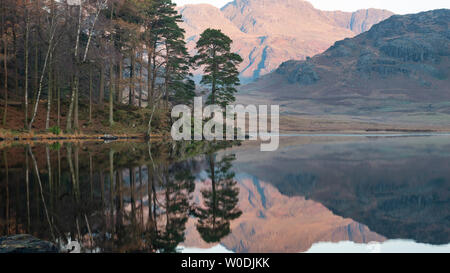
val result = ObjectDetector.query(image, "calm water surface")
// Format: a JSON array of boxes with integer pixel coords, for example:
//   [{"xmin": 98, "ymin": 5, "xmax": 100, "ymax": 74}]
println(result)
[{"xmin": 0, "ymin": 136, "xmax": 449, "ymax": 253}]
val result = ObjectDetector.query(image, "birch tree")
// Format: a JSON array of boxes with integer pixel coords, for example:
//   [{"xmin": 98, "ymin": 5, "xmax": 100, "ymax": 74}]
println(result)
[{"xmin": 28, "ymin": 10, "xmax": 59, "ymax": 129}]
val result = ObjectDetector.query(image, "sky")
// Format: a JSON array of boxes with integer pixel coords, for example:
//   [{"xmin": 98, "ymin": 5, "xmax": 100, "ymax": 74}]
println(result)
[{"xmin": 173, "ymin": 0, "xmax": 450, "ymax": 15}]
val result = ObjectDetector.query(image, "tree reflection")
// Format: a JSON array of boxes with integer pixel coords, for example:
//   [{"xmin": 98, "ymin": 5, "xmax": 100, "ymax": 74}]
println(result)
[
  {"xmin": 194, "ymin": 152, "xmax": 242, "ymax": 243},
  {"xmin": 0, "ymin": 141, "xmax": 241, "ymax": 252},
  {"xmin": 151, "ymin": 161, "xmax": 195, "ymax": 253}
]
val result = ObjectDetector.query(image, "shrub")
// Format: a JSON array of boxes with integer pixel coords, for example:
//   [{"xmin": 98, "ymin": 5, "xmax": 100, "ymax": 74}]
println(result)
[{"xmin": 49, "ymin": 126, "xmax": 61, "ymax": 135}]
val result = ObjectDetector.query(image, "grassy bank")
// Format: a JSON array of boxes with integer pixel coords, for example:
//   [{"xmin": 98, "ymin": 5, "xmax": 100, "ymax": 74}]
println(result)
[{"xmin": 0, "ymin": 94, "xmax": 170, "ymax": 141}]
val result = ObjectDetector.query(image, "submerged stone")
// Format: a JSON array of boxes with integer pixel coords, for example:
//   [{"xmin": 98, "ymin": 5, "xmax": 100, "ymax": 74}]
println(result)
[{"xmin": 0, "ymin": 234, "xmax": 59, "ymax": 253}]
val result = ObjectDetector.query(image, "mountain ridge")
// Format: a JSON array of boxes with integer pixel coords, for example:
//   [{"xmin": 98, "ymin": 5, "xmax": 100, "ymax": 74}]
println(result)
[
  {"xmin": 238, "ymin": 9, "xmax": 450, "ymax": 125},
  {"xmin": 177, "ymin": 0, "xmax": 393, "ymax": 82}
]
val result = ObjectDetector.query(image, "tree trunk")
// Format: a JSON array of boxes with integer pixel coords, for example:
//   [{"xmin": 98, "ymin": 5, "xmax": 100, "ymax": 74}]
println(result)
[
  {"xmin": 56, "ymin": 72, "xmax": 60, "ymax": 129},
  {"xmin": 2, "ymin": 3, "xmax": 8, "ymax": 126},
  {"xmin": 89, "ymin": 64, "xmax": 93, "ymax": 123},
  {"xmin": 99, "ymin": 65, "xmax": 104, "ymax": 104},
  {"xmin": 109, "ymin": 62, "xmax": 114, "ymax": 126},
  {"xmin": 33, "ymin": 41, "xmax": 38, "ymax": 112},
  {"xmin": 73, "ymin": 75, "xmax": 79, "ymax": 132},
  {"xmin": 29, "ymin": 26, "xmax": 55, "ymax": 129},
  {"xmin": 45, "ymin": 52, "xmax": 53, "ymax": 130},
  {"xmin": 66, "ymin": 76, "xmax": 75, "ymax": 132},
  {"xmin": 147, "ymin": 40, "xmax": 153, "ymax": 108},
  {"xmin": 117, "ymin": 58, "xmax": 122, "ymax": 104},
  {"xmin": 139, "ymin": 54, "xmax": 143, "ymax": 108},
  {"xmin": 164, "ymin": 43, "xmax": 169, "ymax": 108},
  {"xmin": 67, "ymin": 1, "xmax": 82, "ymax": 133},
  {"xmin": 24, "ymin": 6, "xmax": 29, "ymax": 129},
  {"xmin": 109, "ymin": 1, "xmax": 115, "ymax": 126},
  {"xmin": 33, "ymin": 0, "xmax": 40, "ymax": 108},
  {"xmin": 211, "ymin": 49, "xmax": 217, "ymax": 105},
  {"xmin": 151, "ymin": 41, "xmax": 157, "ymax": 105},
  {"xmin": 13, "ymin": 15, "xmax": 18, "ymax": 107},
  {"xmin": 129, "ymin": 50, "xmax": 135, "ymax": 106}
]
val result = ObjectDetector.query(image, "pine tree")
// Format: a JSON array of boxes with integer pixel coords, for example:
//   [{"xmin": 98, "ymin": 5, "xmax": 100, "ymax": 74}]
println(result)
[
  {"xmin": 159, "ymin": 8, "xmax": 195, "ymax": 106},
  {"xmin": 192, "ymin": 28, "xmax": 243, "ymax": 107}
]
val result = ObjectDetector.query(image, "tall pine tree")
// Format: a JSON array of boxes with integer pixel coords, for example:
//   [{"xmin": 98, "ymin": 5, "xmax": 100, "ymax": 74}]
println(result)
[{"xmin": 192, "ymin": 28, "xmax": 243, "ymax": 107}]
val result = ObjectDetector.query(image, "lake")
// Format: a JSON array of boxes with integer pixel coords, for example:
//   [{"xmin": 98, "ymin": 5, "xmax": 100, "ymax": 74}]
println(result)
[{"xmin": 0, "ymin": 136, "xmax": 449, "ymax": 253}]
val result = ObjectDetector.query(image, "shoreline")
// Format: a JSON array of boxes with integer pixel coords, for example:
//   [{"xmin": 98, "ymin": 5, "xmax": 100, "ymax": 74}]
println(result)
[
  {"xmin": 1, "ymin": 129, "xmax": 449, "ymax": 144},
  {"xmin": 0, "ymin": 132, "xmax": 163, "ymax": 143}
]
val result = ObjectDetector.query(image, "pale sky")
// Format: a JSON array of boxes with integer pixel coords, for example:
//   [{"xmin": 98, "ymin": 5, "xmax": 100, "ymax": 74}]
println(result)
[{"xmin": 173, "ymin": 0, "xmax": 450, "ymax": 15}]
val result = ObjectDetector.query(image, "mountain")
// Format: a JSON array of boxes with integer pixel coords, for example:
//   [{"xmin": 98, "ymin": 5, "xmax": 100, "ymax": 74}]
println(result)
[
  {"xmin": 177, "ymin": 0, "xmax": 393, "ymax": 82},
  {"xmin": 239, "ymin": 9, "xmax": 450, "ymax": 125},
  {"xmin": 323, "ymin": 8, "xmax": 395, "ymax": 34}
]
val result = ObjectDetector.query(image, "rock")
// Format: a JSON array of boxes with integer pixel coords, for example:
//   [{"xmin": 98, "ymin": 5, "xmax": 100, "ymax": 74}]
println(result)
[
  {"xmin": 101, "ymin": 134, "xmax": 119, "ymax": 140},
  {"xmin": 277, "ymin": 60, "xmax": 320, "ymax": 85},
  {"xmin": 0, "ymin": 234, "xmax": 59, "ymax": 253},
  {"xmin": 379, "ymin": 38, "xmax": 435, "ymax": 62}
]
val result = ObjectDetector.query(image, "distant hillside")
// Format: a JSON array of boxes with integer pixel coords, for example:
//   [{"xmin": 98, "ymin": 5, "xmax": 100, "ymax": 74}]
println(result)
[
  {"xmin": 239, "ymin": 9, "xmax": 450, "ymax": 125},
  {"xmin": 177, "ymin": 0, "xmax": 393, "ymax": 82}
]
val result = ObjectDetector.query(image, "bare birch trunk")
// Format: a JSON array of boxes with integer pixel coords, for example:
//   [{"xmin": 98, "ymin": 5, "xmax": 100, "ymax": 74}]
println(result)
[
  {"xmin": 45, "ymin": 52, "xmax": 53, "ymax": 130},
  {"xmin": 29, "ymin": 26, "xmax": 56, "ymax": 129}
]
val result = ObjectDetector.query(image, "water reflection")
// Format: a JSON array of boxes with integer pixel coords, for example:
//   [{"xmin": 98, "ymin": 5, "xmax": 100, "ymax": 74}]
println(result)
[
  {"xmin": 194, "ymin": 153, "xmax": 242, "ymax": 243},
  {"xmin": 0, "ymin": 141, "xmax": 241, "ymax": 253},
  {"xmin": 228, "ymin": 136, "xmax": 450, "ymax": 248},
  {"xmin": 1, "ymin": 136, "xmax": 450, "ymax": 253}
]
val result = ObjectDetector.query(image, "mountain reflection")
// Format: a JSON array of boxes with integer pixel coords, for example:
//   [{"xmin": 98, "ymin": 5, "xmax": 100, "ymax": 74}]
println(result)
[{"xmin": 228, "ymin": 136, "xmax": 450, "ymax": 246}]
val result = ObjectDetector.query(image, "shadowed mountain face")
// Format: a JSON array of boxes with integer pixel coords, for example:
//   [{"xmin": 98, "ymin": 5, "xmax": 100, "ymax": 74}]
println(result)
[
  {"xmin": 323, "ymin": 8, "xmax": 395, "ymax": 34},
  {"xmin": 177, "ymin": 0, "xmax": 393, "ymax": 82},
  {"xmin": 240, "ymin": 9, "xmax": 450, "ymax": 124}
]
